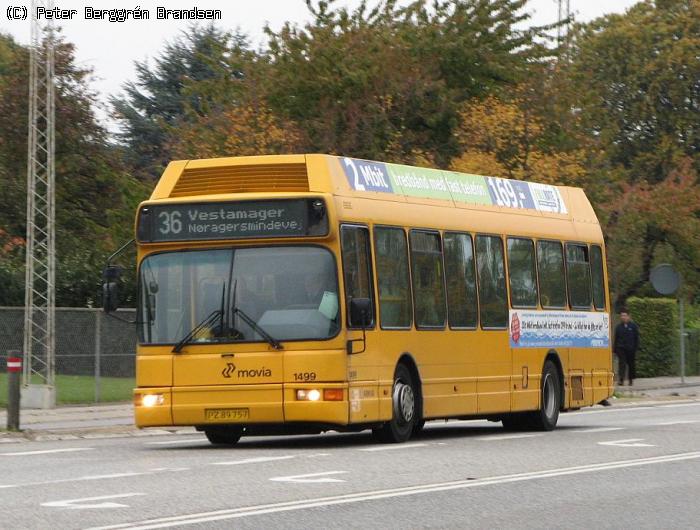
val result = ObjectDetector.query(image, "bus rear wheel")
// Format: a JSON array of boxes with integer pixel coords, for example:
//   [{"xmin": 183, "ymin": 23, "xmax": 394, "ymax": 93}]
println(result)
[
  {"xmin": 372, "ymin": 364, "xmax": 417, "ymax": 443},
  {"xmin": 501, "ymin": 360, "xmax": 561, "ymax": 432},
  {"xmin": 204, "ymin": 426, "xmax": 243, "ymax": 445}
]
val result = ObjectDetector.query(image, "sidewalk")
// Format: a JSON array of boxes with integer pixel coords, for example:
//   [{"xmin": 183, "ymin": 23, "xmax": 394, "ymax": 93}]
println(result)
[{"xmin": 1, "ymin": 376, "xmax": 698, "ymax": 441}]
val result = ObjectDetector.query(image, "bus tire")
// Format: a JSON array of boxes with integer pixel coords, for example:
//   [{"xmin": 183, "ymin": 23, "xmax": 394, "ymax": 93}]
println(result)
[
  {"xmin": 372, "ymin": 364, "xmax": 417, "ymax": 443},
  {"xmin": 528, "ymin": 360, "xmax": 561, "ymax": 431},
  {"xmin": 204, "ymin": 426, "xmax": 243, "ymax": 445}
]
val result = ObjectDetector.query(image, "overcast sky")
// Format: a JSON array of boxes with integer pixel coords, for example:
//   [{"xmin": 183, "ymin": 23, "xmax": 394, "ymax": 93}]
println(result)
[{"xmin": 0, "ymin": 0, "xmax": 640, "ymax": 130}]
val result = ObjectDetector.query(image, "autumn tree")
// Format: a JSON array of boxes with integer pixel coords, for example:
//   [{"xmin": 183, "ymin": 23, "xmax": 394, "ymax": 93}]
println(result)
[
  {"xmin": 0, "ymin": 32, "xmax": 147, "ymax": 306},
  {"xmin": 113, "ymin": 25, "xmax": 256, "ymax": 179},
  {"xmin": 560, "ymin": 0, "xmax": 700, "ymax": 305}
]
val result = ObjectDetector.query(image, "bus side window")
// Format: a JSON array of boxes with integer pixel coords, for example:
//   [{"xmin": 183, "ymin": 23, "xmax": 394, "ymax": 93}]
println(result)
[
  {"xmin": 536, "ymin": 240, "xmax": 567, "ymax": 309},
  {"xmin": 507, "ymin": 237, "xmax": 538, "ymax": 308},
  {"xmin": 590, "ymin": 245, "xmax": 606, "ymax": 310},
  {"xmin": 566, "ymin": 243, "xmax": 592, "ymax": 309},
  {"xmin": 409, "ymin": 230, "xmax": 446, "ymax": 329},
  {"xmin": 444, "ymin": 232, "xmax": 478, "ymax": 329},
  {"xmin": 476, "ymin": 235, "xmax": 508, "ymax": 328},
  {"xmin": 340, "ymin": 225, "xmax": 375, "ymax": 328},
  {"xmin": 374, "ymin": 227, "xmax": 412, "ymax": 329}
]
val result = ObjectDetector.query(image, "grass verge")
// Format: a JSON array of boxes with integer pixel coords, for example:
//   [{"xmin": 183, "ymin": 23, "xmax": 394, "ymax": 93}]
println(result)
[{"xmin": 0, "ymin": 373, "xmax": 134, "ymax": 406}]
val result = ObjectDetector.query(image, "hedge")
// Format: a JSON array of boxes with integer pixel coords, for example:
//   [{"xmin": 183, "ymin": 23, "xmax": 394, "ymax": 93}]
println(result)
[{"xmin": 625, "ymin": 297, "xmax": 676, "ymax": 377}]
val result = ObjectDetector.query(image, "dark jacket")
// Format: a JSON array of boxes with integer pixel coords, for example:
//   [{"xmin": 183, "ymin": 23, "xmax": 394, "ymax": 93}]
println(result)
[{"xmin": 614, "ymin": 321, "xmax": 640, "ymax": 353}]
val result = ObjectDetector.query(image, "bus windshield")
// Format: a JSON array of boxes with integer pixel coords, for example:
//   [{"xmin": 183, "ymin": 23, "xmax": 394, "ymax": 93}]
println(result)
[{"xmin": 138, "ymin": 246, "xmax": 340, "ymax": 345}]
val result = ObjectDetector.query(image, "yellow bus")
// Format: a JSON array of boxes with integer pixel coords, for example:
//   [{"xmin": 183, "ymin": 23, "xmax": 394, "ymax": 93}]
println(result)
[{"xmin": 103, "ymin": 154, "xmax": 613, "ymax": 445}]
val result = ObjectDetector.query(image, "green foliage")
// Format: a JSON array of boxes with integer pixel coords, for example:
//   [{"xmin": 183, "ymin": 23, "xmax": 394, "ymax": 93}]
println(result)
[
  {"xmin": 0, "ymin": 32, "xmax": 148, "ymax": 307},
  {"xmin": 112, "ymin": 25, "xmax": 255, "ymax": 179},
  {"xmin": 626, "ymin": 297, "xmax": 677, "ymax": 377}
]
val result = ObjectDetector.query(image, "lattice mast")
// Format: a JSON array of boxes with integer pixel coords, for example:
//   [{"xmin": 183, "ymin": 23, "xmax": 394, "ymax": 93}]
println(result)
[
  {"xmin": 557, "ymin": 0, "xmax": 571, "ymax": 47},
  {"xmin": 23, "ymin": 0, "xmax": 56, "ymax": 402}
]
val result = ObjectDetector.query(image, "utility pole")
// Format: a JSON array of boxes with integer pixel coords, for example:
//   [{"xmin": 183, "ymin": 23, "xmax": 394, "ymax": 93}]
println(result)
[
  {"xmin": 23, "ymin": 0, "xmax": 56, "ymax": 408},
  {"xmin": 557, "ymin": 0, "xmax": 571, "ymax": 49}
]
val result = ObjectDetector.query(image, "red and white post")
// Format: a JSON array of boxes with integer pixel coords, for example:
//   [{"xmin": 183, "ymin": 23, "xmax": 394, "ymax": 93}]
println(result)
[{"xmin": 6, "ymin": 350, "xmax": 22, "ymax": 430}]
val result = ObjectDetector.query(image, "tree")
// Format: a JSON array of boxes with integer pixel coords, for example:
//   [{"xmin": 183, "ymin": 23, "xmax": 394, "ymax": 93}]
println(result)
[
  {"xmin": 112, "ymin": 25, "xmax": 256, "ymax": 179},
  {"xmin": 561, "ymin": 0, "xmax": 700, "ymax": 305},
  {"xmin": 264, "ymin": 0, "xmax": 553, "ymax": 165},
  {"xmin": 0, "ymin": 32, "xmax": 147, "ymax": 306}
]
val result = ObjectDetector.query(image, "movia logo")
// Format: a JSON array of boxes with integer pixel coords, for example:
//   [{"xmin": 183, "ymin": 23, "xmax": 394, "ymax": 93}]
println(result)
[
  {"xmin": 237, "ymin": 367, "xmax": 272, "ymax": 378},
  {"xmin": 342, "ymin": 157, "xmax": 393, "ymax": 193},
  {"xmin": 222, "ymin": 363, "xmax": 236, "ymax": 378}
]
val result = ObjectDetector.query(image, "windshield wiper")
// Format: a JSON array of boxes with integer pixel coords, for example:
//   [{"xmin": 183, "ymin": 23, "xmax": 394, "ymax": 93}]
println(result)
[
  {"xmin": 233, "ymin": 306, "xmax": 283, "ymax": 350},
  {"xmin": 172, "ymin": 309, "xmax": 223, "ymax": 354},
  {"xmin": 230, "ymin": 279, "xmax": 283, "ymax": 350}
]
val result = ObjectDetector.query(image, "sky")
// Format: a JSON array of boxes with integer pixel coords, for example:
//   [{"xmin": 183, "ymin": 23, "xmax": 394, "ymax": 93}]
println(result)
[{"xmin": 0, "ymin": 0, "xmax": 640, "ymax": 131}]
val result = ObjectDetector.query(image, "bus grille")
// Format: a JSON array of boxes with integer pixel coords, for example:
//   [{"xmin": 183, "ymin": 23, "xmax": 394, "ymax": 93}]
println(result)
[{"xmin": 170, "ymin": 163, "xmax": 309, "ymax": 197}]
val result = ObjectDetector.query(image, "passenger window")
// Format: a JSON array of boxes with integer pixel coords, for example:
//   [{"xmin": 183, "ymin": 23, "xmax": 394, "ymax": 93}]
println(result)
[
  {"xmin": 476, "ymin": 235, "xmax": 508, "ymax": 328},
  {"xmin": 340, "ymin": 225, "xmax": 375, "ymax": 328},
  {"xmin": 566, "ymin": 243, "xmax": 592, "ymax": 309},
  {"xmin": 537, "ymin": 240, "xmax": 567, "ymax": 309},
  {"xmin": 507, "ymin": 238, "xmax": 538, "ymax": 308},
  {"xmin": 590, "ymin": 245, "xmax": 606, "ymax": 310},
  {"xmin": 444, "ymin": 232, "xmax": 478, "ymax": 328},
  {"xmin": 374, "ymin": 227, "xmax": 412, "ymax": 328},
  {"xmin": 409, "ymin": 230, "xmax": 446, "ymax": 328}
]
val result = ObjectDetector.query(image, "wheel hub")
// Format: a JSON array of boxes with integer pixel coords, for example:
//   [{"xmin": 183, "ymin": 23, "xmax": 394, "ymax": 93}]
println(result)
[{"xmin": 393, "ymin": 381, "xmax": 415, "ymax": 424}]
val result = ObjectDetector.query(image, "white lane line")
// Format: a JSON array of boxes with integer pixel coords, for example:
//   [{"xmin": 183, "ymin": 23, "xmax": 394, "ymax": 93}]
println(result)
[
  {"xmin": 598, "ymin": 438, "xmax": 655, "ymax": 447},
  {"xmin": 305, "ymin": 453, "xmax": 331, "ymax": 458},
  {"xmin": 87, "ymin": 451, "xmax": 700, "ymax": 529},
  {"xmin": 0, "ymin": 471, "xmax": 150, "ymax": 489},
  {"xmin": 359, "ymin": 443, "xmax": 427, "ymax": 452},
  {"xmin": 270, "ymin": 471, "xmax": 347, "ymax": 483},
  {"xmin": 655, "ymin": 420, "xmax": 699, "ymax": 426},
  {"xmin": 42, "ymin": 493, "xmax": 145, "ymax": 510},
  {"xmin": 569, "ymin": 401, "xmax": 700, "ymax": 415},
  {"xmin": 210, "ymin": 456, "xmax": 295, "ymax": 466},
  {"xmin": 658, "ymin": 402, "xmax": 700, "ymax": 408},
  {"xmin": 146, "ymin": 439, "xmax": 206, "ymax": 446},
  {"xmin": 0, "ymin": 447, "xmax": 93, "ymax": 456},
  {"xmin": 474, "ymin": 433, "xmax": 543, "ymax": 441},
  {"xmin": 572, "ymin": 427, "xmax": 625, "ymax": 433}
]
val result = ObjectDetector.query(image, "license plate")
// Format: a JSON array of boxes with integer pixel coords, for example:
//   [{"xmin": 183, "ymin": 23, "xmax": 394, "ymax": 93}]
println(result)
[{"xmin": 205, "ymin": 408, "xmax": 249, "ymax": 421}]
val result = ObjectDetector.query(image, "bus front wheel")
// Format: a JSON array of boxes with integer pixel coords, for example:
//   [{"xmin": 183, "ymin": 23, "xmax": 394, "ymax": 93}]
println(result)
[
  {"xmin": 372, "ymin": 364, "xmax": 417, "ymax": 443},
  {"xmin": 204, "ymin": 426, "xmax": 243, "ymax": 446}
]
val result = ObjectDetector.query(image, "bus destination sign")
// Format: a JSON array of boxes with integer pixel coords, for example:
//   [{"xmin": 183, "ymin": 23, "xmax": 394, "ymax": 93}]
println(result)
[{"xmin": 137, "ymin": 199, "xmax": 328, "ymax": 243}]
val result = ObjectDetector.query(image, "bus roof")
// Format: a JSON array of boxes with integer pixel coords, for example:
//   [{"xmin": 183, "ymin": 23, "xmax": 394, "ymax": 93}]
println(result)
[{"xmin": 149, "ymin": 153, "xmax": 599, "ymax": 228}]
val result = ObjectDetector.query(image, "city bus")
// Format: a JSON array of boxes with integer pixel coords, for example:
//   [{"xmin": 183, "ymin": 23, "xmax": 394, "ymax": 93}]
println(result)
[{"xmin": 103, "ymin": 154, "xmax": 613, "ymax": 445}]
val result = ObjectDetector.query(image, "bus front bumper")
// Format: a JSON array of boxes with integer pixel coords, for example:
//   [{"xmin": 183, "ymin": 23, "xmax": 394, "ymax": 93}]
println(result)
[{"xmin": 134, "ymin": 383, "xmax": 349, "ymax": 428}]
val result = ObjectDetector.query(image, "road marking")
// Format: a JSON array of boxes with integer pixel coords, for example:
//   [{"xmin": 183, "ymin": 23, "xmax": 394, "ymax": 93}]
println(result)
[
  {"xmin": 42, "ymin": 493, "xmax": 145, "ymax": 510},
  {"xmin": 359, "ymin": 443, "xmax": 427, "ymax": 452},
  {"xmin": 598, "ymin": 438, "xmax": 656, "ymax": 447},
  {"xmin": 87, "ymin": 451, "xmax": 700, "ymax": 529},
  {"xmin": 210, "ymin": 456, "xmax": 295, "ymax": 466},
  {"xmin": 572, "ymin": 427, "xmax": 625, "ymax": 433},
  {"xmin": 655, "ymin": 420, "xmax": 699, "ymax": 426},
  {"xmin": 570, "ymin": 401, "xmax": 700, "ymax": 415},
  {"xmin": 305, "ymin": 453, "xmax": 331, "ymax": 458},
  {"xmin": 146, "ymin": 439, "xmax": 206, "ymax": 446},
  {"xmin": 475, "ymin": 433, "xmax": 543, "ymax": 441},
  {"xmin": 0, "ymin": 447, "xmax": 93, "ymax": 456},
  {"xmin": 658, "ymin": 402, "xmax": 700, "ymax": 408},
  {"xmin": 0, "ymin": 471, "xmax": 154, "ymax": 489},
  {"xmin": 269, "ymin": 471, "xmax": 347, "ymax": 483}
]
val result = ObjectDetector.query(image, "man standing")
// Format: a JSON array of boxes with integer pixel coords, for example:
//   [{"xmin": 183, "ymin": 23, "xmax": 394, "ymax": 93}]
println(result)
[{"xmin": 614, "ymin": 308, "xmax": 640, "ymax": 386}]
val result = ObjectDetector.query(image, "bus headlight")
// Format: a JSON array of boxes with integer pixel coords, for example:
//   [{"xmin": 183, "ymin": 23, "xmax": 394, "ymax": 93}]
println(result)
[
  {"xmin": 140, "ymin": 394, "xmax": 165, "ymax": 407},
  {"xmin": 296, "ymin": 389, "xmax": 321, "ymax": 401}
]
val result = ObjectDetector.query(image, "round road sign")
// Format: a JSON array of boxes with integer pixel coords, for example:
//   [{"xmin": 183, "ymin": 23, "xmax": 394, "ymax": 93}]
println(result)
[{"xmin": 650, "ymin": 264, "xmax": 680, "ymax": 295}]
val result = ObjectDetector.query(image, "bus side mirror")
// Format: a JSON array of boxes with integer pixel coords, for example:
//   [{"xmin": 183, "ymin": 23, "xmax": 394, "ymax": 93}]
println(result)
[
  {"xmin": 102, "ymin": 265, "xmax": 123, "ymax": 313},
  {"xmin": 347, "ymin": 298, "xmax": 371, "ymax": 355},
  {"xmin": 349, "ymin": 298, "xmax": 372, "ymax": 328}
]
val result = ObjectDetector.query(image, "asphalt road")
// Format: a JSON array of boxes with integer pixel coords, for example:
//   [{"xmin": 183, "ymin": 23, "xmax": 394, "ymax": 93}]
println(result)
[{"xmin": 2, "ymin": 400, "xmax": 699, "ymax": 529}]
